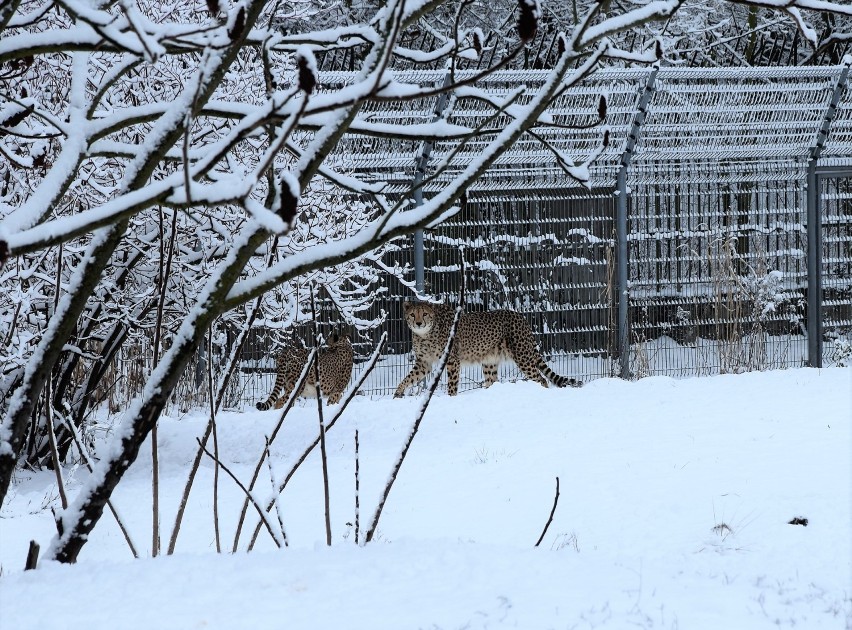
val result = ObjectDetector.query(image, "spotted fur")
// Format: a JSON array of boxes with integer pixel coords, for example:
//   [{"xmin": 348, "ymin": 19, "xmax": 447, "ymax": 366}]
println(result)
[
  {"xmin": 394, "ymin": 301, "xmax": 581, "ymax": 397},
  {"xmin": 256, "ymin": 332, "xmax": 353, "ymax": 410}
]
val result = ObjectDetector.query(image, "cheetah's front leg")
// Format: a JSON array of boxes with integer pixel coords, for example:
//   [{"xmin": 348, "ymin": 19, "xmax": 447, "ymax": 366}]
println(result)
[
  {"xmin": 446, "ymin": 356, "xmax": 461, "ymax": 396},
  {"xmin": 394, "ymin": 358, "xmax": 432, "ymax": 398}
]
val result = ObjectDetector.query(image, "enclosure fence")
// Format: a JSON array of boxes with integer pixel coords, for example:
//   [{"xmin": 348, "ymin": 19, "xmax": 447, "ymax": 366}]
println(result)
[{"xmin": 128, "ymin": 63, "xmax": 852, "ymax": 409}]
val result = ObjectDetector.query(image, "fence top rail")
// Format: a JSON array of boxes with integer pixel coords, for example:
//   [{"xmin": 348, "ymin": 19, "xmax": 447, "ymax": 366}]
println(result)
[
  {"xmin": 322, "ymin": 64, "xmax": 852, "ymax": 186},
  {"xmin": 319, "ymin": 65, "xmax": 847, "ymax": 85}
]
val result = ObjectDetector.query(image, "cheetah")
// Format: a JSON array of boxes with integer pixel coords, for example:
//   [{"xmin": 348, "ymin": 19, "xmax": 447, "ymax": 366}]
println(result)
[
  {"xmin": 394, "ymin": 300, "xmax": 581, "ymax": 397},
  {"xmin": 256, "ymin": 331, "xmax": 353, "ymax": 409}
]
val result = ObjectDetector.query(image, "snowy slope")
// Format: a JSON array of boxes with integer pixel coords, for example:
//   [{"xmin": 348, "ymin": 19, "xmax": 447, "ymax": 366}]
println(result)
[{"xmin": 1, "ymin": 368, "xmax": 850, "ymax": 629}]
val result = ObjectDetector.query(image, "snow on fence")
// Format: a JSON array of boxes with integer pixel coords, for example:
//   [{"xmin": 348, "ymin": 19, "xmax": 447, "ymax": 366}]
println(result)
[{"xmin": 136, "ymin": 64, "xmax": 852, "ymax": 409}]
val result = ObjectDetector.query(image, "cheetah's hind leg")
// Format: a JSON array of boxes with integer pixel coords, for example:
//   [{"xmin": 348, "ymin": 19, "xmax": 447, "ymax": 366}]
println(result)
[{"xmin": 482, "ymin": 361, "xmax": 499, "ymax": 388}]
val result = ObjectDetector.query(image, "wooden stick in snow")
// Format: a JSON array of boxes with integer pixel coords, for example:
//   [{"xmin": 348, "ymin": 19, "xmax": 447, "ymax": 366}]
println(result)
[{"xmin": 535, "ymin": 476, "xmax": 560, "ymax": 547}]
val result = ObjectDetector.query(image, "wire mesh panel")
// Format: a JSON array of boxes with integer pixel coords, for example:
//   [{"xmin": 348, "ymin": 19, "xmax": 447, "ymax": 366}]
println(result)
[
  {"xmin": 820, "ymin": 172, "xmax": 852, "ymax": 365},
  {"xmin": 413, "ymin": 189, "xmax": 616, "ymax": 391},
  {"xmin": 320, "ymin": 67, "xmax": 643, "ymax": 193},
  {"xmin": 638, "ymin": 66, "xmax": 841, "ymax": 161},
  {"xmin": 627, "ymin": 161, "xmax": 809, "ymax": 376},
  {"xmin": 824, "ymin": 79, "xmax": 852, "ymax": 161},
  {"xmin": 227, "ymin": 326, "xmax": 277, "ymax": 410}
]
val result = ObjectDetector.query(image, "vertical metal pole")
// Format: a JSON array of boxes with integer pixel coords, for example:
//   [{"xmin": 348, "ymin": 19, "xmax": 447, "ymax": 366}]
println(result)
[
  {"xmin": 805, "ymin": 57, "xmax": 849, "ymax": 367},
  {"xmin": 413, "ymin": 191, "xmax": 426, "ymax": 293},
  {"xmin": 411, "ymin": 72, "xmax": 453, "ymax": 294},
  {"xmin": 412, "ymin": 134, "xmax": 427, "ymax": 294},
  {"xmin": 615, "ymin": 65, "xmax": 659, "ymax": 379},
  {"xmin": 806, "ymin": 166, "xmax": 822, "ymax": 367},
  {"xmin": 413, "ymin": 230, "xmax": 425, "ymax": 293},
  {"xmin": 616, "ymin": 169, "xmax": 630, "ymax": 379}
]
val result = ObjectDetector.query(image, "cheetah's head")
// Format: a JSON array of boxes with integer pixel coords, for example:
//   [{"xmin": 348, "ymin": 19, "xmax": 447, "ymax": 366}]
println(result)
[
  {"xmin": 403, "ymin": 301, "xmax": 436, "ymax": 336},
  {"xmin": 326, "ymin": 329, "xmax": 351, "ymax": 348}
]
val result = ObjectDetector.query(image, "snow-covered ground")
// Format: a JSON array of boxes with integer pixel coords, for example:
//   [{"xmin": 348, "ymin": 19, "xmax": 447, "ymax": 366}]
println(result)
[{"xmin": 2, "ymin": 368, "xmax": 850, "ymax": 629}]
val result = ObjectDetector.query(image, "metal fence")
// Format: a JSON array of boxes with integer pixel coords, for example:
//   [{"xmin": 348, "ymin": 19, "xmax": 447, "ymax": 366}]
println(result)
[
  {"xmin": 187, "ymin": 64, "xmax": 852, "ymax": 408},
  {"xmin": 819, "ymin": 171, "xmax": 852, "ymax": 355}
]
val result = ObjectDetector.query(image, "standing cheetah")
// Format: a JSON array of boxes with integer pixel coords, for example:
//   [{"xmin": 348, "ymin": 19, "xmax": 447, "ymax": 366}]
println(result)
[
  {"xmin": 256, "ymin": 331, "xmax": 353, "ymax": 409},
  {"xmin": 394, "ymin": 301, "xmax": 581, "ymax": 397}
]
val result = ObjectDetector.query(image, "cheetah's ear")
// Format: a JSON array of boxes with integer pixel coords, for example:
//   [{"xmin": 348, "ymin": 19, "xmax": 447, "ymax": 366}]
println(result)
[{"xmin": 403, "ymin": 300, "xmax": 415, "ymax": 313}]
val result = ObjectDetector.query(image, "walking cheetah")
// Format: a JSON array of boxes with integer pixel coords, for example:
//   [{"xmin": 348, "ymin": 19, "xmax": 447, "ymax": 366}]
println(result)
[
  {"xmin": 394, "ymin": 301, "xmax": 581, "ymax": 397},
  {"xmin": 256, "ymin": 331, "xmax": 353, "ymax": 409}
]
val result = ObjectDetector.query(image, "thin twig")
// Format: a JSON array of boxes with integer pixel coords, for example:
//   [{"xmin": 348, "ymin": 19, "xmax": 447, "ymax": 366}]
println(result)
[
  {"xmin": 151, "ymin": 420, "xmax": 160, "ymax": 556},
  {"xmin": 354, "ymin": 428, "xmax": 360, "ymax": 546},
  {"xmin": 364, "ymin": 249, "xmax": 467, "ymax": 543},
  {"xmin": 208, "ymin": 331, "xmax": 221, "ymax": 553},
  {"xmin": 151, "ymin": 205, "xmax": 177, "ymax": 557},
  {"xmin": 197, "ymin": 439, "xmax": 283, "ymax": 549},
  {"xmin": 246, "ymin": 334, "xmax": 387, "ymax": 551},
  {"xmin": 264, "ymin": 436, "xmax": 289, "ymax": 547},
  {"xmin": 45, "ymin": 243, "xmax": 68, "ymax": 510},
  {"xmin": 535, "ymin": 477, "xmax": 560, "ymax": 547},
  {"xmin": 309, "ymin": 284, "xmax": 332, "ymax": 546},
  {"xmin": 44, "ymin": 381, "xmax": 68, "ymax": 510}
]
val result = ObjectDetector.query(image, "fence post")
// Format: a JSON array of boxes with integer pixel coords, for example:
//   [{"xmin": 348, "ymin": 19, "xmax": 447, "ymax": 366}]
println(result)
[
  {"xmin": 806, "ymin": 57, "xmax": 850, "ymax": 368},
  {"xmin": 806, "ymin": 165, "xmax": 822, "ymax": 368},
  {"xmin": 412, "ymin": 72, "xmax": 453, "ymax": 293},
  {"xmin": 616, "ymin": 169, "xmax": 629, "ymax": 379},
  {"xmin": 616, "ymin": 65, "xmax": 658, "ymax": 379}
]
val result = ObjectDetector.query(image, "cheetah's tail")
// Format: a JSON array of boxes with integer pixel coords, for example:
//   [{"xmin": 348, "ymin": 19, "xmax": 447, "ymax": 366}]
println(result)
[{"xmin": 538, "ymin": 362, "xmax": 583, "ymax": 388}]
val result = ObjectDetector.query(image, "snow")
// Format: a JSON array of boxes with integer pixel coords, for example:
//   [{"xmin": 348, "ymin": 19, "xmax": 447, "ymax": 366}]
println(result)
[
  {"xmin": 0, "ymin": 56, "xmax": 89, "ymax": 234},
  {"xmin": 1, "ymin": 367, "xmax": 850, "ymax": 628},
  {"xmin": 393, "ymin": 40, "xmax": 456, "ymax": 63},
  {"xmin": 577, "ymin": 1, "xmax": 682, "ymax": 48}
]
